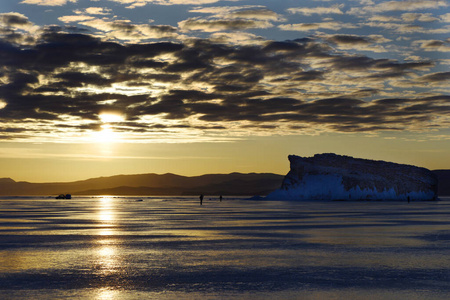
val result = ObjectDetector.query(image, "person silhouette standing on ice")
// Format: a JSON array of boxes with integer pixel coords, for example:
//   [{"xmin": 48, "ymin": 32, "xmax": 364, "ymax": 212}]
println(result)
[{"xmin": 199, "ymin": 194, "xmax": 204, "ymax": 205}]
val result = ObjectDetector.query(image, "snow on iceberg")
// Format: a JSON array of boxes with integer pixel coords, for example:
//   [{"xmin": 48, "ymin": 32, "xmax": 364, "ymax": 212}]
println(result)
[{"xmin": 266, "ymin": 153, "xmax": 438, "ymax": 201}]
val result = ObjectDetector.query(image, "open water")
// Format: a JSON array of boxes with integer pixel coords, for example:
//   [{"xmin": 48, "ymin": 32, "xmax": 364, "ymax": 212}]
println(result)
[{"xmin": 0, "ymin": 196, "xmax": 449, "ymax": 299}]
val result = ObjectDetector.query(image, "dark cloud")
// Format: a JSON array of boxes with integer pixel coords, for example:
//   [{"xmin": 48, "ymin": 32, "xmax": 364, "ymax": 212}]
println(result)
[
  {"xmin": 375, "ymin": 60, "xmax": 434, "ymax": 71},
  {"xmin": 329, "ymin": 55, "xmax": 433, "ymax": 72},
  {"xmin": 421, "ymin": 40, "xmax": 445, "ymax": 48},
  {"xmin": 0, "ymin": 29, "xmax": 449, "ymax": 139},
  {"xmin": 161, "ymin": 90, "xmax": 219, "ymax": 102},
  {"xmin": 55, "ymin": 72, "xmax": 112, "ymax": 87},
  {"xmin": 143, "ymin": 73, "xmax": 181, "ymax": 82},
  {"xmin": 325, "ymin": 34, "xmax": 373, "ymax": 45},
  {"xmin": 366, "ymin": 71, "xmax": 406, "ymax": 79},
  {"xmin": 419, "ymin": 72, "xmax": 450, "ymax": 82},
  {"xmin": 293, "ymin": 70, "xmax": 325, "ymax": 81},
  {"xmin": 229, "ymin": 8, "xmax": 284, "ymax": 21},
  {"xmin": 0, "ymin": 12, "xmax": 33, "ymax": 28},
  {"xmin": 263, "ymin": 40, "xmax": 306, "ymax": 52},
  {"xmin": 179, "ymin": 17, "xmax": 272, "ymax": 32}
]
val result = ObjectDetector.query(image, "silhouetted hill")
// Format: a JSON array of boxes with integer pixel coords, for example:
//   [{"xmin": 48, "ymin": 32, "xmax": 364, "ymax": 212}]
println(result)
[
  {"xmin": 433, "ymin": 170, "xmax": 450, "ymax": 196},
  {"xmin": 0, "ymin": 178, "xmax": 15, "ymax": 183},
  {"xmin": 0, "ymin": 173, "xmax": 284, "ymax": 196}
]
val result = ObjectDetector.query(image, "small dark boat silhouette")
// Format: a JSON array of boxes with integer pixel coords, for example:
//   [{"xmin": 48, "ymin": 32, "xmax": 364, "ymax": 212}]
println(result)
[{"xmin": 55, "ymin": 194, "xmax": 71, "ymax": 199}]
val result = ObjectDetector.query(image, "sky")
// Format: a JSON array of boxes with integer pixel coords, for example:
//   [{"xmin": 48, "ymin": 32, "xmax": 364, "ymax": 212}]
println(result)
[{"xmin": 0, "ymin": 0, "xmax": 449, "ymax": 182}]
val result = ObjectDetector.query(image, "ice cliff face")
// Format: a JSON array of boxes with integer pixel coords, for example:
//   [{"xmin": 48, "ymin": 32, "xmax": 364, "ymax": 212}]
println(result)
[{"xmin": 267, "ymin": 153, "xmax": 438, "ymax": 201}]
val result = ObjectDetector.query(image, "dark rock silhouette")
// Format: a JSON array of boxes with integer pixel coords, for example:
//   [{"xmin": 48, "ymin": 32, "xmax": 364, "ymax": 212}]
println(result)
[{"xmin": 267, "ymin": 153, "xmax": 438, "ymax": 201}]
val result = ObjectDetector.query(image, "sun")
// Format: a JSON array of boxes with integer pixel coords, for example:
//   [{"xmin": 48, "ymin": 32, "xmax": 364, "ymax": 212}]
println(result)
[
  {"xmin": 93, "ymin": 113, "xmax": 125, "ymax": 144},
  {"xmin": 96, "ymin": 124, "xmax": 117, "ymax": 143}
]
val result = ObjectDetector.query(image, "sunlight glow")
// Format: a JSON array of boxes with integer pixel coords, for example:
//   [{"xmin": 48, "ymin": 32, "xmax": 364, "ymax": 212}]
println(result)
[{"xmin": 99, "ymin": 113, "xmax": 125, "ymax": 123}]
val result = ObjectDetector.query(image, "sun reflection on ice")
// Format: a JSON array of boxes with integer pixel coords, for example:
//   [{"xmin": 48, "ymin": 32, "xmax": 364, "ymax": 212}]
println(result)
[
  {"xmin": 96, "ymin": 243, "xmax": 118, "ymax": 276},
  {"xmin": 95, "ymin": 287, "xmax": 119, "ymax": 300},
  {"xmin": 95, "ymin": 197, "xmax": 122, "ymax": 284},
  {"xmin": 98, "ymin": 197, "xmax": 115, "ymax": 223}
]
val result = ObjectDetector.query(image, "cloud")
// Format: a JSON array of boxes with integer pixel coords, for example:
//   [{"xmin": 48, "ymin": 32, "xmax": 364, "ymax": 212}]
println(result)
[
  {"xmin": 413, "ymin": 39, "xmax": 450, "ymax": 52},
  {"xmin": 1, "ymin": 23, "xmax": 449, "ymax": 142},
  {"xmin": 59, "ymin": 15, "xmax": 96, "ymax": 23},
  {"xmin": 106, "ymin": 0, "xmax": 222, "ymax": 9},
  {"xmin": 372, "ymin": 0, "xmax": 448, "ymax": 12},
  {"xmin": 287, "ymin": 4, "xmax": 344, "ymax": 16},
  {"xmin": 226, "ymin": 9, "xmax": 286, "ymax": 22},
  {"xmin": 363, "ymin": 20, "xmax": 450, "ymax": 34},
  {"xmin": 324, "ymin": 34, "xmax": 385, "ymax": 45},
  {"xmin": 189, "ymin": 6, "xmax": 265, "ymax": 15},
  {"xmin": 367, "ymin": 15, "xmax": 401, "ymax": 22},
  {"xmin": 179, "ymin": 17, "xmax": 273, "ymax": 32},
  {"xmin": 209, "ymin": 32, "xmax": 266, "ymax": 45},
  {"xmin": 78, "ymin": 18, "xmax": 179, "ymax": 40},
  {"xmin": 0, "ymin": 13, "xmax": 39, "ymax": 45},
  {"xmin": 441, "ymin": 13, "xmax": 450, "ymax": 23},
  {"xmin": 279, "ymin": 22, "xmax": 358, "ymax": 32},
  {"xmin": 190, "ymin": 6, "xmax": 284, "ymax": 21},
  {"xmin": 418, "ymin": 72, "xmax": 450, "ymax": 83},
  {"xmin": 179, "ymin": 7, "xmax": 284, "ymax": 33},
  {"xmin": 60, "ymin": 7, "xmax": 113, "ymax": 23},
  {"xmin": 356, "ymin": 5, "xmax": 446, "ymax": 35},
  {"xmin": 321, "ymin": 34, "xmax": 391, "ymax": 52},
  {"xmin": 84, "ymin": 7, "xmax": 113, "ymax": 15},
  {"xmin": 20, "ymin": 0, "xmax": 77, "ymax": 6},
  {"xmin": 401, "ymin": 13, "xmax": 438, "ymax": 22},
  {"xmin": 0, "ymin": 12, "xmax": 34, "ymax": 29},
  {"xmin": 350, "ymin": 0, "xmax": 448, "ymax": 15}
]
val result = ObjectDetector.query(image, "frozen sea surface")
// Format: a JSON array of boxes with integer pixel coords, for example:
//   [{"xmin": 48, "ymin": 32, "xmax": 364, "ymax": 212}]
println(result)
[{"xmin": 0, "ymin": 196, "xmax": 449, "ymax": 299}]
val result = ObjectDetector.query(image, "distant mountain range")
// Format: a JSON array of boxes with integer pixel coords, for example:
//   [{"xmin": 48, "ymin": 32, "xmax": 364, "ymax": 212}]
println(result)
[
  {"xmin": 0, "ymin": 170, "xmax": 448, "ymax": 197},
  {"xmin": 0, "ymin": 173, "xmax": 284, "ymax": 196}
]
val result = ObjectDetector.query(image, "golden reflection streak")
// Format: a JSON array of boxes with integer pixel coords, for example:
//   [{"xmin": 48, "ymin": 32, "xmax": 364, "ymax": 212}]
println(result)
[
  {"xmin": 96, "ymin": 288, "xmax": 119, "ymax": 300},
  {"xmin": 98, "ymin": 196, "xmax": 114, "ymax": 224},
  {"xmin": 95, "ymin": 196, "xmax": 121, "ymax": 292}
]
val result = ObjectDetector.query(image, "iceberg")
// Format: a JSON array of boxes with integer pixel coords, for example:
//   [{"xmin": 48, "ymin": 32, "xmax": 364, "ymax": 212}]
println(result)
[{"xmin": 266, "ymin": 153, "xmax": 438, "ymax": 201}]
